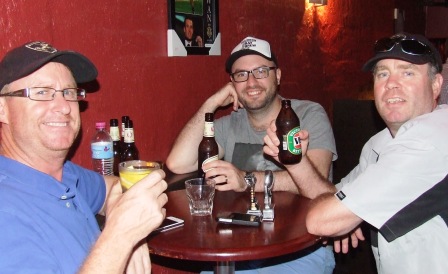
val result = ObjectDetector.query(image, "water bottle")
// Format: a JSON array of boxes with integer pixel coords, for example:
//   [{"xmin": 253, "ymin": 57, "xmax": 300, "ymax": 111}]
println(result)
[{"xmin": 91, "ymin": 122, "xmax": 114, "ymax": 175}]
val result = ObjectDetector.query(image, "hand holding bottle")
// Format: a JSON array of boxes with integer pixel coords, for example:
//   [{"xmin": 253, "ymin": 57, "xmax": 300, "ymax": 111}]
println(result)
[
  {"xmin": 263, "ymin": 120, "xmax": 310, "ymax": 165},
  {"xmin": 198, "ymin": 113, "xmax": 219, "ymax": 179},
  {"xmin": 275, "ymin": 100, "xmax": 302, "ymax": 164}
]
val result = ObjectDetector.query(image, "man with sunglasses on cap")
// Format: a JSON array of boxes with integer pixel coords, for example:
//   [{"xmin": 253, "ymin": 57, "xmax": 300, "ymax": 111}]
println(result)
[
  {"xmin": 167, "ymin": 37, "xmax": 337, "ymax": 273},
  {"xmin": 264, "ymin": 32, "xmax": 448, "ymax": 273},
  {"xmin": 0, "ymin": 41, "xmax": 168, "ymax": 273}
]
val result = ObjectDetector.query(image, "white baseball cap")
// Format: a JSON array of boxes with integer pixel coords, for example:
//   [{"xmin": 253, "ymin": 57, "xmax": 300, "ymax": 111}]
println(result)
[{"xmin": 225, "ymin": 36, "xmax": 278, "ymax": 73}]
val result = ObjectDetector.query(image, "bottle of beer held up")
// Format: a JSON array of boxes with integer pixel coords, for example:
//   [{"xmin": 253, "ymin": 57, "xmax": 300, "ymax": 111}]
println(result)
[
  {"xmin": 198, "ymin": 113, "xmax": 219, "ymax": 179},
  {"xmin": 275, "ymin": 99, "xmax": 302, "ymax": 164}
]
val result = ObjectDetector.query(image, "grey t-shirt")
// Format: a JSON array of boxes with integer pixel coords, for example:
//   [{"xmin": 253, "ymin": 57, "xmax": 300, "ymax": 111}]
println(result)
[{"xmin": 214, "ymin": 99, "xmax": 337, "ymax": 179}]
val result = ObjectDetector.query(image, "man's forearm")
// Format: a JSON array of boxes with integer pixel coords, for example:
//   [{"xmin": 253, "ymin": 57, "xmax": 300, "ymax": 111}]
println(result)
[
  {"xmin": 252, "ymin": 170, "xmax": 299, "ymax": 193},
  {"xmin": 166, "ymin": 100, "xmax": 217, "ymax": 174},
  {"xmin": 78, "ymin": 228, "xmax": 133, "ymax": 273},
  {"xmin": 286, "ymin": 156, "xmax": 336, "ymax": 199}
]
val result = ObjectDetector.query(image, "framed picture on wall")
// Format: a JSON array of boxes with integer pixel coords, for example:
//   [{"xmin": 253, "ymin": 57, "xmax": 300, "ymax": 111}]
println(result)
[{"xmin": 167, "ymin": 0, "xmax": 220, "ymax": 56}]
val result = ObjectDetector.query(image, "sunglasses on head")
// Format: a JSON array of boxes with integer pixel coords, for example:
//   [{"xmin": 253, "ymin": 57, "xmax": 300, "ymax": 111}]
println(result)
[{"xmin": 374, "ymin": 35, "xmax": 433, "ymax": 56}]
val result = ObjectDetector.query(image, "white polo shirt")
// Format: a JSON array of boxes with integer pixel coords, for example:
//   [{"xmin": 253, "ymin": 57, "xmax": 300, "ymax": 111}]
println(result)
[{"xmin": 335, "ymin": 105, "xmax": 448, "ymax": 274}]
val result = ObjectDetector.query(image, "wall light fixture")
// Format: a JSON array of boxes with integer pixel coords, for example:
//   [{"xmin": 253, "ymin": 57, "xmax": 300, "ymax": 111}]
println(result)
[{"xmin": 309, "ymin": 0, "xmax": 327, "ymax": 6}]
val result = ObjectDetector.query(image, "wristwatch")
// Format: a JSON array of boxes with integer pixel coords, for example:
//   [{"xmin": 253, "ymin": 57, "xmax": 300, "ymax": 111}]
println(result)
[{"xmin": 244, "ymin": 171, "xmax": 257, "ymax": 190}]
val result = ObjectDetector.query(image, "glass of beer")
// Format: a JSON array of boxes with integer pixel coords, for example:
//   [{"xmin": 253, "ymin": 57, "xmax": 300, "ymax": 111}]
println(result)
[{"xmin": 118, "ymin": 160, "xmax": 161, "ymax": 191}]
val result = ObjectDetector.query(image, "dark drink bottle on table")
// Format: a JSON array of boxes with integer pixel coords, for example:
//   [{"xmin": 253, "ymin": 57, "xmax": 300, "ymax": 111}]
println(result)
[
  {"xmin": 198, "ymin": 112, "xmax": 219, "ymax": 179},
  {"xmin": 121, "ymin": 115, "xmax": 129, "ymax": 150},
  {"xmin": 276, "ymin": 99, "xmax": 302, "ymax": 164},
  {"xmin": 109, "ymin": 118, "xmax": 121, "ymax": 176},
  {"xmin": 121, "ymin": 119, "xmax": 139, "ymax": 161}
]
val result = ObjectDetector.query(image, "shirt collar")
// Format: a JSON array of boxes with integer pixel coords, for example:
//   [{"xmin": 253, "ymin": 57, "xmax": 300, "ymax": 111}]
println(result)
[{"xmin": 0, "ymin": 156, "xmax": 79, "ymax": 199}]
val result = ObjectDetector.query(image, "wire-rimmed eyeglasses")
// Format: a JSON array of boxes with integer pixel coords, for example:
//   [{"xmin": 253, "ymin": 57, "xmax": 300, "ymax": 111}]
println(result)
[
  {"xmin": 0, "ymin": 87, "xmax": 86, "ymax": 102},
  {"xmin": 230, "ymin": 66, "xmax": 277, "ymax": 83}
]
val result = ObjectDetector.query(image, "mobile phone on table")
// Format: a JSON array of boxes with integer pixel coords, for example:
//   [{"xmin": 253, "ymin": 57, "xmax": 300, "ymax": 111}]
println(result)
[
  {"xmin": 152, "ymin": 216, "xmax": 184, "ymax": 233},
  {"xmin": 217, "ymin": 212, "xmax": 262, "ymax": 227}
]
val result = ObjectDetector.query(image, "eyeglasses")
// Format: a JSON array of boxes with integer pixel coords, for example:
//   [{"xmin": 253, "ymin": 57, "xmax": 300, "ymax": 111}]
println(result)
[
  {"xmin": 230, "ymin": 66, "xmax": 277, "ymax": 83},
  {"xmin": 374, "ymin": 35, "xmax": 432, "ymax": 56},
  {"xmin": 0, "ymin": 87, "xmax": 86, "ymax": 102}
]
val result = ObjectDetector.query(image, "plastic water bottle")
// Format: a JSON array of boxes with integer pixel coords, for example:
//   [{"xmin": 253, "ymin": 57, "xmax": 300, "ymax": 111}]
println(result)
[{"xmin": 91, "ymin": 122, "xmax": 114, "ymax": 175}]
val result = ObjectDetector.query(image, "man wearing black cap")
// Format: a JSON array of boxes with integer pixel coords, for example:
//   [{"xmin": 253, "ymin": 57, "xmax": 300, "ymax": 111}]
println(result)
[
  {"xmin": 0, "ymin": 41, "xmax": 168, "ymax": 273},
  {"xmin": 167, "ymin": 37, "xmax": 336, "ymax": 273},
  {"xmin": 264, "ymin": 32, "xmax": 448, "ymax": 273}
]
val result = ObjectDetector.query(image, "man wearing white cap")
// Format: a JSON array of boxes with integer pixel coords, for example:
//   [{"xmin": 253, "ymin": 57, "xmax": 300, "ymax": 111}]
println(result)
[{"xmin": 167, "ymin": 37, "xmax": 336, "ymax": 273}]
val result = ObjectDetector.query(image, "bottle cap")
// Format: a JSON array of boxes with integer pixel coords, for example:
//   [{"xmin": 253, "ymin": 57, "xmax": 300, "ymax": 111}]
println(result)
[
  {"xmin": 95, "ymin": 122, "xmax": 106, "ymax": 129},
  {"xmin": 110, "ymin": 118, "xmax": 118, "ymax": 126}
]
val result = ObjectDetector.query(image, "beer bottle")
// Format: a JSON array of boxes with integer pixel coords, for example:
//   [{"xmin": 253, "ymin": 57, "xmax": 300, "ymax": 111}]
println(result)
[
  {"xmin": 275, "ymin": 99, "xmax": 302, "ymax": 164},
  {"xmin": 121, "ymin": 119, "xmax": 139, "ymax": 162},
  {"xmin": 109, "ymin": 118, "xmax": 121, "ymax": 176},
  {"xmin": 198, "ymin": 113, "xmax": 219, "ymax": 179},
  {"xmin": 121, "ymin": 115, "xmax": 129, "ymax": 149}
]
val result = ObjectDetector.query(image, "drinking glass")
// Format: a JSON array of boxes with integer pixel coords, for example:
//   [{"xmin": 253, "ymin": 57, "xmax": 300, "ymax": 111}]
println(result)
[
  {"xmin": 119, "ymin": 160, "xmax": 161, "ymax": 191},
  {"xmin": 185, "ymin": 178, "xmax": 216, "ymax": 216}
]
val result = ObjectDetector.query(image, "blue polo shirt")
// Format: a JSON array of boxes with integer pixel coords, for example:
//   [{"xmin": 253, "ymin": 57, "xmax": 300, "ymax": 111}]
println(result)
[{"xmin": 0, "ymin": 156, "xmax": 106, "ymax": 273}]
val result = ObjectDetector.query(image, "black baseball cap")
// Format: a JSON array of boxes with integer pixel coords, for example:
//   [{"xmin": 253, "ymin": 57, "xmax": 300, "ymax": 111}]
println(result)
[
  {"xmin": 225, "ymin": 36, "xmax": 278, "ymax": 73},
  {"xmin": 0, "ymin": 41, "xmax": 98, "ymax": 89},
  {"xmin": 362, "ymin": 33, "xmax": 443, "ymax": 73}
]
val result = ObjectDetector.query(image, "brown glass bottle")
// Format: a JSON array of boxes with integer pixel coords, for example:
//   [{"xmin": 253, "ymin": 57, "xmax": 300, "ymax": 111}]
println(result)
[
  {"xmin": 110, "ymin": 118, "xmax": 121, "ymax": 176},
  {"xmin": 198, "ymin": 113, "xmax": 219, "ymax": 179},
  {"xmin": 121, "ymin": 119, "xmax": 139, "ymax": 162},
  {"xmin": 275, "ymin": 100, "xmax": 302, "ymax": 164},
  {"xmin": 121, "ymin": 115, "xmax": 129, "ymax": 150}
]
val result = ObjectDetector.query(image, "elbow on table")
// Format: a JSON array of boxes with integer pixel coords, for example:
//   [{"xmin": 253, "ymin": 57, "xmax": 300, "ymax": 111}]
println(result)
[{"xmin": 165, "ymin": 158, "xmax": 196, "ymax": 175}]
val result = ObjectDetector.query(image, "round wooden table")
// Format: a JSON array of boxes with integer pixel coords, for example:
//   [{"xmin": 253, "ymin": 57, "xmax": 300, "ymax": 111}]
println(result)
[{"xmin": 147, "ymin": 190, "xmax": 319, "ymax": 273}]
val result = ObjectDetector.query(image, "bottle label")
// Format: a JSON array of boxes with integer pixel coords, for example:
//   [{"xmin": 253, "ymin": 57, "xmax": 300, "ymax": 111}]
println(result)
[
  {"xmin": 124, "ymin": 128, "xmax": 135, "ymax": 143},
  {"xmin": 203, "ymin": 122, "xmax": 214, "ymax": 137},
  {"xmin": 110, "ymin": 127, "xmax": 120, "ymax": 141},
  {"xmin": 91, "ymin": 142, "xmax": 113, "ymax": 159},
  {"xmin": 286, "ymin": 127, "xmax": 302, "ymax": 155},
  {"xmin": 201, "ymin": 154, "xmax": 218, "ymax": 172}
]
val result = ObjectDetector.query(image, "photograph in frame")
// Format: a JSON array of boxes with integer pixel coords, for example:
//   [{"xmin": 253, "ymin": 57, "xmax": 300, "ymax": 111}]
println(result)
[{"xmin": 167, "ymin": 0, "xmax": 220, "ymax": 56}]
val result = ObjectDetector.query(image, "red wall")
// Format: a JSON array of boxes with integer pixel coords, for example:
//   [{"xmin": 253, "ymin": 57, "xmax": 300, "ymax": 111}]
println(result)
[{"xmin": 0, "ymin": 0, "xmax": 423, "ymax": 170}]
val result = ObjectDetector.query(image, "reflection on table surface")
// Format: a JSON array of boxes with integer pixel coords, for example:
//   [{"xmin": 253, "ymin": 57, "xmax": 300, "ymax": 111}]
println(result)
[
  {"xmin": 164, "ymin": 167, "xmax": 196, "ymax": 192},
  {"xmin": 147, "ymin": 190, "xmax": 319, "ymax": 262}
]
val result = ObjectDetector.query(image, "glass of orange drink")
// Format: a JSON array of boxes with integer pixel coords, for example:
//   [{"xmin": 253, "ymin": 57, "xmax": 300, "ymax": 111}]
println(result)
[{"xmin": 118, "ymin": 160, "xmax": 161, "ymax": 191}]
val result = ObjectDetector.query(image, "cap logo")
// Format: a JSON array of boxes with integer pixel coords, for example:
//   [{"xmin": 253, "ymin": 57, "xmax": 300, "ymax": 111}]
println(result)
[
  {"xmin": 25, "ymin": 42, "xmax": 57, "ymax": 53},
  {"xmin": 241, "ymin": 38, "xmax": 257, "ymax": 50}
]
